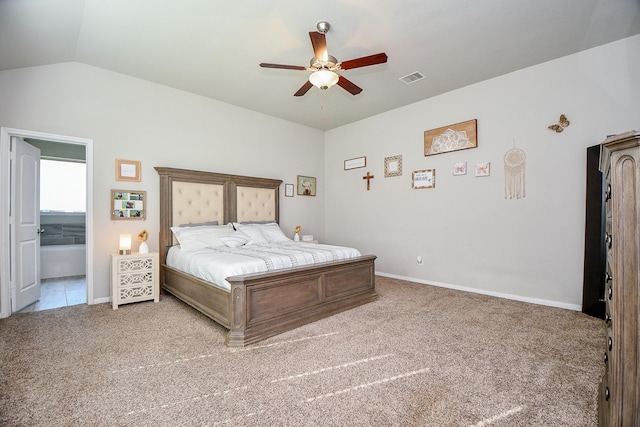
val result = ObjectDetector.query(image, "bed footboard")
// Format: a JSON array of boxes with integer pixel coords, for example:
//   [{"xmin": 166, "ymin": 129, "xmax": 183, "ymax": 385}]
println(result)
[{"xmin": 226, "ymin": 255, "xmax": 377, "ymax": 347}]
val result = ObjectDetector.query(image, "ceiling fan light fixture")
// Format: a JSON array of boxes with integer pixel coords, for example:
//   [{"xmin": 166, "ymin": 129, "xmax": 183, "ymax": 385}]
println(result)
[{"xmin": 309, "ymin": 69, "xmax": 339, "ymax": 90}]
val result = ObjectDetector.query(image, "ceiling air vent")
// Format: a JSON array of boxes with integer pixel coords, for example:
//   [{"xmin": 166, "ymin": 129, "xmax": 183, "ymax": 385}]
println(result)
[{"xmin": 399, "ymin": 71, "xmax": 425, "ymax": 85}]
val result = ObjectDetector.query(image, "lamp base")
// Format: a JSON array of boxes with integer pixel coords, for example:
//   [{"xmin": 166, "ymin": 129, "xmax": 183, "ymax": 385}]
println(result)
[{"xmin": 119, "ymin": 249, "xmax": 131, "ymax": 255}]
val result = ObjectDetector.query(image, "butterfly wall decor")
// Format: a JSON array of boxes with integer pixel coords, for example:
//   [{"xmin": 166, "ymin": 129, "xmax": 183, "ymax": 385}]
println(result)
[{"xmin": 548, "ymin": 114, "xmax": 570, "ymax": 133}]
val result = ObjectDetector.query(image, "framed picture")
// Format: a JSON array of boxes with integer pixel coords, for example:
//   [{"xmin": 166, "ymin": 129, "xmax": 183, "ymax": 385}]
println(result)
[
  {"xmin": 412, "ymin": 169, "xmax": 435, "ymax": 189},
  {"xmin": 344, "ymin": 156, "xmax": 366, "ymax": 170},
  {"xmin": 384, "ymin": 155, "xmax": 403, "ymax": 177},
  {"xmin": 475, "ymin": 162, "xmax": 490, "ymax": 177},
  {"xmin": 111, "ymin": 190, "xmax": 146, "ymax": 220},
  {"xmin": 297, "ymin": 175, "xmax": 316, "ymax": 196},
  {"xmin": 116, "ymin": 159, "xmax": 141, "ymax": 182},
  {"xmin": 284, "ymin": 183, "xmax": 294, "ymax": 197},
  {"xmin": 453, "ymin": 162, "xmax": 467, "ymax": 176},
  {"xmin": 424, "ymin": 119, "xmax": 478, "ymax": 156}
]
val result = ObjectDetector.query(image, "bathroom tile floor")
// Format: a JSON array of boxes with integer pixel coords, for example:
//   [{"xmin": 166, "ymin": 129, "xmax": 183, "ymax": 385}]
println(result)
[{"xmin": 17, "ymin": 276, "xmax": 86, "ymax": 313}]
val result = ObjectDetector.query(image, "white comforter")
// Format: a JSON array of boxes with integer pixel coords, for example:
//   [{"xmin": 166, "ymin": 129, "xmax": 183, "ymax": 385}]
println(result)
[{"xmin": 166, "ymin": 242, "xmax": 362, "ymax": 290}]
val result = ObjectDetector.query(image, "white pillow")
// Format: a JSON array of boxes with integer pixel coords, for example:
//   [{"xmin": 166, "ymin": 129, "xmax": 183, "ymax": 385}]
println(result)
[
  {"xmin": 255, "ymin": 223, "xmax": 291, "ymax": 243},
  {"xmin": 218, "ymin": 232, "xmax": 249, "ymax": 248},
  {"xmin": 170, "ymin": 224, "xmax": 233, "ymax": 250},
  {"xmin": 236, "ymin": 225, "xmax": 269, "ymax": 245}
]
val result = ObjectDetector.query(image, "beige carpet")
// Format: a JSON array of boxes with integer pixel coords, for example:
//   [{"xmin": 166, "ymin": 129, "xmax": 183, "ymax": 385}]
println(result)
[{"xmin": 0, "ymin": 276, "xmax": 605, "ymax": 426}]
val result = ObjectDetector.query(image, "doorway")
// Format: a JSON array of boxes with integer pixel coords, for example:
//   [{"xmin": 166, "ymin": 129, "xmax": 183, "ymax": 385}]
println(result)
[
  {"xmin": 0, "ymin": 127, "xmax": 94, "ymax": 318},
  {"xmin": 22, "ymin": 144, "xmax": 87, "ymax": 312}
]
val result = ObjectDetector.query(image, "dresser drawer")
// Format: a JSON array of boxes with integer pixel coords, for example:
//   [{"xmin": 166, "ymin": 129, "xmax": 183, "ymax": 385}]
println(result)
[
  {"xmin": 598, "ymin": 369, "xmax": 611, "ymax": 426},
  {"xmin": 115, "ymin": 255, "xmax": 155, "ymax": 274}
]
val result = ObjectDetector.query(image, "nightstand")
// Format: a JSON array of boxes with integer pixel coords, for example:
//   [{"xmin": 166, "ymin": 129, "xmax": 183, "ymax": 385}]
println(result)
[
  {"xmin": 111, "ymin": 252, "xmax": 159, "ymax": 309},
  {"xmin": 301, "ymin": 240, "xmax": 319, "ymax": 244}
]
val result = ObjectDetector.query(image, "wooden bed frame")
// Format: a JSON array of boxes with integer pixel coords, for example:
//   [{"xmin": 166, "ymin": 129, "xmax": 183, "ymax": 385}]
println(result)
[{"xmin": 155, "ymin": 167, "xmax": 377, "ymax": 346}]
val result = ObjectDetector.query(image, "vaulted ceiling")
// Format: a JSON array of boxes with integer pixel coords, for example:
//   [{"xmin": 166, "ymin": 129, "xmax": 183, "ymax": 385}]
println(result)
[{"xmin": 1, "ymin": 0, "xmax": 638, "ymax": 130}]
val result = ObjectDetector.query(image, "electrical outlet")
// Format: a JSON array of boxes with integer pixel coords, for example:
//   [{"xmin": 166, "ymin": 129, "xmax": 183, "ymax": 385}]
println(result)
[{"xmin": 417, "ymin": 256, "xmax": 423, "ymax": 265}]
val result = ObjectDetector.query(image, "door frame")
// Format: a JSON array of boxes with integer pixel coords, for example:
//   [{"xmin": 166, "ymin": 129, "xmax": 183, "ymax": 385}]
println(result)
[{"xmin": 0, "ymin": 127, "xmax": 94, "ymax": 318}]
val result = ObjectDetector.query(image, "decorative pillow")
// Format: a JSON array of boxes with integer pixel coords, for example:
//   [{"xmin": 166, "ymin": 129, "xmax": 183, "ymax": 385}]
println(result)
[
  {"xmin": 255, "ymin": 223, "xmax": 291, "ymax": 243},
  {"xmin": 170, "ymin": 224, "xmax": 232, "ymax": 250},
  {"xmin": 236, "ymin": 225, "xmax": 269, "ymax": 245},
  {"xmin": 218, "ymin": 232, "xmax": 250, "ymax": 248}
]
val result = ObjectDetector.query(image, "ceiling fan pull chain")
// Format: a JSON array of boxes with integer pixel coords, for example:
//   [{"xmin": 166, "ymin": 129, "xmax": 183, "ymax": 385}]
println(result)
[{"xmin": 320, "ymin": 91, "xmax": 327, "ymax": 122}]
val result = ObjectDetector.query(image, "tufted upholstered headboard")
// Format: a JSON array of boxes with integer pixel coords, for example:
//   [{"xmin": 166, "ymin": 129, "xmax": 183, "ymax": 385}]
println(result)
[{"xmin": 155, "ymin": 167, "xmax": 282, "ymax": 263}]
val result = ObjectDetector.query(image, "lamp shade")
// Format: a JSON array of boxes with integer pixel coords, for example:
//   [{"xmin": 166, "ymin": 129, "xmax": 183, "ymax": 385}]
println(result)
[
  {"xmin": 309, "ymin": 70, "xmax": 339, "ymax": 90},
  {"xmin": 119, "ymin": 234, "xmax": 131, "ymax": 255}
]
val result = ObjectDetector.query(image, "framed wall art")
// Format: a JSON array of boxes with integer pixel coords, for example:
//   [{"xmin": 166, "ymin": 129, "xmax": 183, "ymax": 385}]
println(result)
[
  {"xmin": 475, "ymin": 162, "xmax": 490, "ymax": 177},
  {"xmin": 284, "ymin": 183, "xmax": 294, "ymax": 197},
  {"xmin": 344, "ymin": 156, "xmax": 366, "ymax": 170},
  {"xmin": 116, "ymin": 159, "xmax": 141, "ymax": 182},
  {"xmin": 297, "ymin": 175, "xmax": 316, "ymax": 196},
  {"xmin": 412, "ymin": 169, "xmax": 435, "ymax": 189},
  {"xmin": 453, "ymin": 162, "xmax": 467, "ymax": 176},
  {"xmin": 111, "ymin": 190, "xmax": 146, "ymax": 220},
  {"xmin": 384, "ymin": 155, "xmax": 403, "ymax": 177},
  {"xmin": 424, "ymin": 119, "xmax": 477, "ymax": 157}
]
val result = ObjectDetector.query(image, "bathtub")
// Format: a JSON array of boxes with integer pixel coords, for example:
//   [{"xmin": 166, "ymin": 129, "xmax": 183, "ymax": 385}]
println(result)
[{"xmin": 40, "ymin": 244, "xmax": 86, "ymax": 279}]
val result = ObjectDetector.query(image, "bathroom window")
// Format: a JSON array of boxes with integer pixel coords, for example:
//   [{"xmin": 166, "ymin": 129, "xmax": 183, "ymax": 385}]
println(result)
[
  {"xmin": 40, "ymin": 159, "xmax": 86, "ymax": 213},
  {"xmin": 40, "ymin": 159, "xmax": 86, "ymax": 246}
]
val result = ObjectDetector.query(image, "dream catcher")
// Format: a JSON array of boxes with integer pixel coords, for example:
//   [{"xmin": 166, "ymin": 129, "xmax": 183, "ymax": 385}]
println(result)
[{"xmin": 504, "ymin": 145, "xmax": 526, "ymax": 199}]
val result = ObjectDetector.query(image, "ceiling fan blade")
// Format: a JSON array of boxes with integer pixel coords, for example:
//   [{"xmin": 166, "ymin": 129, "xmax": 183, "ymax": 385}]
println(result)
[
  {"xmin": 309, "ymin": 31, "xmax": 328, "ymax": 61},
  {"xmin": 340, "ymin": 53, "xmax": 388, "ymax": 70},
  {"xmin": 294, "ymin": 80, "xmax": 314, "ymax": 97},
  {"xmin": 337, "ymin": 75, "xmax": 362, "ymax": 95},
  {"xmin": 259, "ymin": 63, "xmax": 307, "ymax": 71}
]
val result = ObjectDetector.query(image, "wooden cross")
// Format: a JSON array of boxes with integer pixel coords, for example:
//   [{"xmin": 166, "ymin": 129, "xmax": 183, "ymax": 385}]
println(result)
[{"xmin": 362, "ymin": 171, "xmax": 374, "ymax": 190}]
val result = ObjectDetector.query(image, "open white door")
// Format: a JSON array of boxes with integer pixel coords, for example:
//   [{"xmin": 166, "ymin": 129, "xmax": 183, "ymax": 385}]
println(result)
[{"xmin": 11, "ymin": 137, "xmax": 41, "ymax": 312}]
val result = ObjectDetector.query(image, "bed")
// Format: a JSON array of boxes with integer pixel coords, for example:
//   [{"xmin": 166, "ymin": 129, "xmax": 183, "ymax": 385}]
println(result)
[{"xmin": 155, "ymin": 167, "xmax": 377, "ymax": 346}]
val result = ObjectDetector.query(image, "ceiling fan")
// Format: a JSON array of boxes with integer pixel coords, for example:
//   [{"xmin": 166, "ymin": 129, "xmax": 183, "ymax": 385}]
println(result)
[{"xmin": 259, "ymin": 21, "xmax": 388, "ymax": 97}]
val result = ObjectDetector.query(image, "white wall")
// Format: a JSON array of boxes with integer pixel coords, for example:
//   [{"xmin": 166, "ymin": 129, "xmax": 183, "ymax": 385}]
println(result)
[
  {"xmin": 0, "ymin": 62, "xmax": 325, "ymax": 302},
  {"xmin": 1, "ymin": 35, "xmax": 638, "ymax": 310},
  {"xmin": 325, "ymin": 35, "xmax": 640, "ymax": 309}
]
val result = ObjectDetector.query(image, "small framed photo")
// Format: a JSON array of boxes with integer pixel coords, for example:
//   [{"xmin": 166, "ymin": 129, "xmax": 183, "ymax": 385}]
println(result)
[
  {"xmin": 116, "ymin": 159, "xmax": 141, "ymax": 182},
  {"xmin": 475, "ymin": 162, "xmax": 490, "ymax": 177},
  {"xmin": 297, "ymin": 175, "xmax": 316, "ymax": 196},
  {"xmin": 344, "ymin": 156, "xmax": 366, "ymax": 170},
  {"xmin": 284, "ymin": 183, "xmax": 294, "ymax": 197},
  {"xmin": 412, "ymin": 169, "xmax": 435, "ymax": 189},
  {"xmin": 384, "ymin": 155, "xmax": 403, "ymax": 177},
  {"xmin": 111, "ymin": 190, "xmax": 146, "ymax": 220},
  {"xmin": 453, "ymin": 162, "xmax": 467, "ymax": 176}
]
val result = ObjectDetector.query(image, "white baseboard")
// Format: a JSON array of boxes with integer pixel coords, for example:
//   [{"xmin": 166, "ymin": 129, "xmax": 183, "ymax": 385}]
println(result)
[
  {"xmin": 375, "ymin": 271, "xmax": 582, "ymax": 311},
  {"xmin": 92, "ymin": 296, "xmax": 111, "ymax": 305}
]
